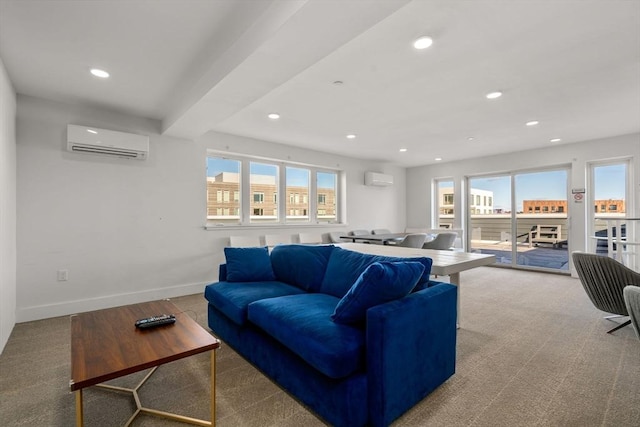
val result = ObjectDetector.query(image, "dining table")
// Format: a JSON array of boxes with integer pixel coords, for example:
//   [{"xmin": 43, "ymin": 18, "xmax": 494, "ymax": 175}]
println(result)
[{"xmin": 339, "ymin": 233, "xmax": 408, "ymax": 245}]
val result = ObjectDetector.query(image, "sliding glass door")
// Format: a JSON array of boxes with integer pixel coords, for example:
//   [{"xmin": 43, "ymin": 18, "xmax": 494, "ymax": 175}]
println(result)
[
  {"xmin": 468, "ymin": 175, "xmax": 512, "ymax": 266},
  {"xmin": 468, "ymin": 167, "xmax": 569, "ymax": 272},
  {"xmin": 514, "ymin": 170, "xmax": 568, "ymax": 270}
]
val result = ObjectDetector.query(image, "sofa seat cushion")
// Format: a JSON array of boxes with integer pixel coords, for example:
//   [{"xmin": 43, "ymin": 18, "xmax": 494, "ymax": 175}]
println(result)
[
  {"xmin": 270, "ymin": 244, "xmax": 335, "ymax": 291},
  {"xmin": 204, "ymin": 281, "xmax": 305, "ymax": 326},
  {"xmin": 320, "ymin": 246, "xmax": 433, "ymax": 298},
  {"xmin": 248, "ymin": 294, "xmax": 365, "ymax": 379}
]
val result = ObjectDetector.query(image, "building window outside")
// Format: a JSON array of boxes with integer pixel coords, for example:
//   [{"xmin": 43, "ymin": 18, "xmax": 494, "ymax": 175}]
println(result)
[
  {"xmin": 443, "ymin": 193, "xmax": 454, "ymax": 204},
  {"xmin": 207, "ymin": 155, "xmax": 340, "ymax": 225}
]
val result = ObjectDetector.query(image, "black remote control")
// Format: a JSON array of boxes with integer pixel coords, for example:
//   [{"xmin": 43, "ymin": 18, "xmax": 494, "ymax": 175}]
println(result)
[{"xmin": 135, "ymin": 314, "xmax": 176, "ymax": 329}]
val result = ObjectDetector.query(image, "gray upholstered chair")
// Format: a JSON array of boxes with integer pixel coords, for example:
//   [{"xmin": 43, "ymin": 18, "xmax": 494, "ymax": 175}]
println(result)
[
  {"xmin": 372, "ymin": 228, "xmax": 392, "ymax": 235},
  {"xmin": 349, "ymin": 229, "xmax": 369, "ymax": 236},
  {"xmin": 397, "ymin": 233, "xmax": 428, "ymax": 248},
  {"xmin": 328, "ymin": 232, "xmax": 345, "ymax": 243},
  {"xmin": 422, "ymin": 232, "xmax": 457, "ymax": 250},
  {"xmin": 572, "ymin": 251, "xmax": 640, "ymax": 334},
  {"xmin": 624, "ymin": 285, "xmax": 640, "ymax": 339}
]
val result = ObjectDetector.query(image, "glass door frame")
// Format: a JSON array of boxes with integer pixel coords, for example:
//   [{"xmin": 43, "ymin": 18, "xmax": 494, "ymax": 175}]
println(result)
[{"xmin": 466, "ymin": 164, "xmax": 571, "ymax": 273}]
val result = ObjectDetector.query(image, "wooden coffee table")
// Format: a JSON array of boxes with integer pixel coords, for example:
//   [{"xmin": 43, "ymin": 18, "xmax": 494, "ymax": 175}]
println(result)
[{"xmin": 70, "ymin": 300, "xmax": 220, "ymax": 426}]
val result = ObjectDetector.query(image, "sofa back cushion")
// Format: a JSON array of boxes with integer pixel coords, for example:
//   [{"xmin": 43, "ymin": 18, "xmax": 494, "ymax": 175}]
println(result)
[
  {"xmin": 270, "ymin": 244, "xmax": 335, "ymax": 291},
  {"xmin": 331, "ymin": 261, "xmax": 425, "ymax": 325},
  {"xmin": 319, "ymin": 247, "xmax": 433, "ymax": 298},
  {"xmin": 223, "ymin": 246, "xmax": 276, "ymax": 282}
]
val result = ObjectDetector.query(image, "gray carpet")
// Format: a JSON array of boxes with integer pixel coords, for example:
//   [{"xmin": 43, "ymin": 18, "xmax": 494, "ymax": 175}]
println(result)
[{"xmin": 1, "ymin": 267, "xmax": 639, "ymax": 426}]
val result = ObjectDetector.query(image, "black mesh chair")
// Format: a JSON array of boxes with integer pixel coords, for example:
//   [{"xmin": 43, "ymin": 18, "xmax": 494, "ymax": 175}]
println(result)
[{"xmin": 572, "ymin": 251, "xmax": 640, "ymax": 334}]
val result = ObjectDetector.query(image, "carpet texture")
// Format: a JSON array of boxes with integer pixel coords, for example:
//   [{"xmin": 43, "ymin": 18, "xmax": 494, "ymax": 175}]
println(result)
[{"xmin": 1, "ymin": 266, "xmax": 639, "ymax": 426}]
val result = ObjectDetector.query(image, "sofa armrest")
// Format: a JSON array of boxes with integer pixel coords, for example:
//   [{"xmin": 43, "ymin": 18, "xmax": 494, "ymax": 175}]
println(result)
[{"xmin": 366, "ymin": 283, "xmax": 457, "ymax": 427}]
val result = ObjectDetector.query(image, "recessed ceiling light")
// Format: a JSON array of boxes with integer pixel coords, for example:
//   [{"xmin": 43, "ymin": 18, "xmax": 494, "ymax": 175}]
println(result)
[
  {"xmin": 333, "ymin": 80, "xmax": 344, "ymax": 86},
  {"xmin": 413, "ymin": 36, "xmax": 433, "ymax": 50},
  {"xmin": 87, "ymin": 129, "xmax": 97, "ymax": 134},
  {"xmin": 267, "ymin": 113, "xmax": 280, "ymax": 120},
  {"xmin": 467, "ymin": 137, "xmax": 474, "ymax": 141},
  {"xmin": 346, "ymin": 134, "xmax": 356, "ymax": 139},
  {"xmin": 435, "ymin": 157, "xmax": 442, "ymax": 161},
  {"xmin": 90, "ymin": 68, "xmax": 109, "ymax": 78},
  {"xmin": 526, "ymin": 120, "xmax": 539, "ymax": 126},
  {"xmin": 550, "ymin": 138, "xmax": 562, "ymax": 143},
  {"xmin": 399, "ymin": 148, "xmax": 407, "ymax": 152},
  {"xmin": 486, "ymin": 91, "xmax": 502, "ymax": 99}
]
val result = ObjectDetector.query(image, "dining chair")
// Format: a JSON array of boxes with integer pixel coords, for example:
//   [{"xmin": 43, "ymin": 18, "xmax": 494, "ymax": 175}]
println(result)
[
  {"xmin": 397, "ymin": 233, "xmax": 428, "ymax": 248},
  {"xmin": 623, "ymin": 285, "xmax": 640, "ymax": 339},
  {"xmin": 328, "ymin": 232, "xmax": 345, "ymax": 243},
  {"xmin": 572, "ymin": 251, "xmax": 640, "ymax": 334},
  {"xmin": 371, "ymin": 228, "xmax": 392, "ymax": 235},
  {"xmin": 298, "ymin": 232, "xmax": 324, "ymax": 244},
  {"xmin": 229, "ymin": 235, "xmax": 261, "ymax": 247},
  {"xmin": 265, "ymin": 234, "xmax": 292, "ymax": 247},
  {"xmin": 349, "ymin": 229, "xmax": 370, "ymax": 236},
  {"xmin": 422, "ymin": 232, "xmax": 457, "ymax": 250}
]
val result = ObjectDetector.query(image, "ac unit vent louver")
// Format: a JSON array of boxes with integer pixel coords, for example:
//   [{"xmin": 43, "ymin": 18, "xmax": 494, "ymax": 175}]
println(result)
[{"xmin": 66, "ymin": 125, "xmax": 149, "ymax": 160}]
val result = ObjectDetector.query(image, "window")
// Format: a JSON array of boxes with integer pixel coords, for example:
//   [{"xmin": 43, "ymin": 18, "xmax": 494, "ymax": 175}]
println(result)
[
  {"xmin": 207, "ymin": 154, "xmax": 341, "ymax": 225},
  {"xmin": 609, "ymin": 204, "xmax": 618, "ymax": 211},
  {"xmin": 285, "ymin": 167, "xmax": 310, "ymax": 223},
  {"xmin": 435, "ymin": 179, "xmax": 455, "ymax": 229},
  {"xmin": 317, "ymin": 171, "xmax": 337, "ymax": 221},
  {"xmin": 250, "ymin": 162, "xmax": 278, "ymax": 223},
  {"xmin": 207, "ymin": 158, "xmax": 241, "ymax": 224}
]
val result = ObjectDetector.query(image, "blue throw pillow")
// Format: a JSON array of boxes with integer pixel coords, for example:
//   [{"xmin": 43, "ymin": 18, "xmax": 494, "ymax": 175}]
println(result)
[
  {"xmin": 224, "ymin": 246, "xmax": 276, "ymax": 282},
  {"xmin": 331, "ymin": 261, "xmax": 425, "ymax": 325},
  {"xmin": 270, "ymin": 244, "xmax": 335, "ymax": 291},
  {"xmin": 320, "ymin": 247, "xmax": 433, "ymax": 298}
]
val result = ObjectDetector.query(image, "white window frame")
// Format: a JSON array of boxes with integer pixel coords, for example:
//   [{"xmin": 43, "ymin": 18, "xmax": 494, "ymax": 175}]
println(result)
[{"xmin": 206, "ymin": 152, "xmax": 343, "ymax": 227}]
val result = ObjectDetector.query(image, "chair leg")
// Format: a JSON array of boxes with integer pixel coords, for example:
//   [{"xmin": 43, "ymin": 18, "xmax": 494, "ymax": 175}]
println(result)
[{"xmin": 606, "ymin": 319, "xmax": 631, "ymax": 334}]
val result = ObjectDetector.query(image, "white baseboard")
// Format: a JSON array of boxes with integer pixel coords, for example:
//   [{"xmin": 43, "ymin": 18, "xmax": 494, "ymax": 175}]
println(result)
[{"xmin": 16, "ymin": 282, "xmax": 208, "ymax": 323}]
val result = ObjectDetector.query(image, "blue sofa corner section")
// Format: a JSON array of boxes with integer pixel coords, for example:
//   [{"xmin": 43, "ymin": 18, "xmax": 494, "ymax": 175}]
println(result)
[{"xmin": 204, "ymin": 244, "xmax": 457, "ymax": 427}]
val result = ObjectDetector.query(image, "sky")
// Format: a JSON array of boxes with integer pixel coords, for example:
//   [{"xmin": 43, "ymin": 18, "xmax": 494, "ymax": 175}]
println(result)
[
  {"xmin": 207, "ymin": 158, "xmax": 335, "ymax": 188},
  {"xmin": 446, "ymin": 164, "xmax": 626, "ymax": 212}
]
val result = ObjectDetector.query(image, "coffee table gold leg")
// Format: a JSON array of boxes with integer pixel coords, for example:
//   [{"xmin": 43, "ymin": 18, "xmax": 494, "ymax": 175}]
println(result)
[
  {"xmin": 210, "ymin": 350, "xmax": 216, "ymax": 426},
  {"xmin": 75, "ymin": 389, "xmax": 83, "ymax": 427}
]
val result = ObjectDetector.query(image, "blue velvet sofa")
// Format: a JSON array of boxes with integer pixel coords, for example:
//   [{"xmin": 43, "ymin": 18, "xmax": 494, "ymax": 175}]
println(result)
[{"xmin": 204, "ymin": 244, "xmax": 457, "ymax": 427}]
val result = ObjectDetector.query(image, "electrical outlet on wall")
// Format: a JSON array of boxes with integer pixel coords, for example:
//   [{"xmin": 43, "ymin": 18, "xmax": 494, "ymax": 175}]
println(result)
[{"xmin": 57, "ymin": 269, "xmax": 69, "ymax": 281}]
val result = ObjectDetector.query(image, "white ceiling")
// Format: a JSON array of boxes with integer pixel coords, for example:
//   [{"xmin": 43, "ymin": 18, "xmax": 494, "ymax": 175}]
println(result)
[{"xmin": 1, "ymin": 0, "xmax": 638, "ymax": 167}]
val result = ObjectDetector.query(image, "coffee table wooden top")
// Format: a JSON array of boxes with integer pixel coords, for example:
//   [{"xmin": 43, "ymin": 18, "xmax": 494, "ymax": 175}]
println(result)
[{"xmin": 70, "ymin": 300, "xmax": 219, "ymax": 391}]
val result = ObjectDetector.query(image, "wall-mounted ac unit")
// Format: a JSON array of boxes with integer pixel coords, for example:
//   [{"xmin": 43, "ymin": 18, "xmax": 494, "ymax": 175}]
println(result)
[
  {"xmin": 66, "ymin": 125, "xmax": 149, "ymax": 160},
  {"xmin": 364, "ymin": 171, "xmax": 393, "ymax": 186}
]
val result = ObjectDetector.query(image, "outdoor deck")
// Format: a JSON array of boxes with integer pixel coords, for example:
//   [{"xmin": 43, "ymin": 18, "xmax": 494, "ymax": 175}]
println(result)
[{"xmin": 471, "ymin": 240, "xmax": 569, "ymax": 271}]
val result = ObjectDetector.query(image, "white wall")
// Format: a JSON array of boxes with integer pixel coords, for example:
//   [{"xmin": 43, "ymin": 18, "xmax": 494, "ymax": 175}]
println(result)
[
  {"xmin": 16, "ymin": 95, "xmax": 406, "ymax": 322},
  {"xmin": 407, "ymin": 133, "xmax": 640, "ymax": 272},
  {"xmin": 0, "ymin": 57, "xmax": 17, "ymax": 353}
]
